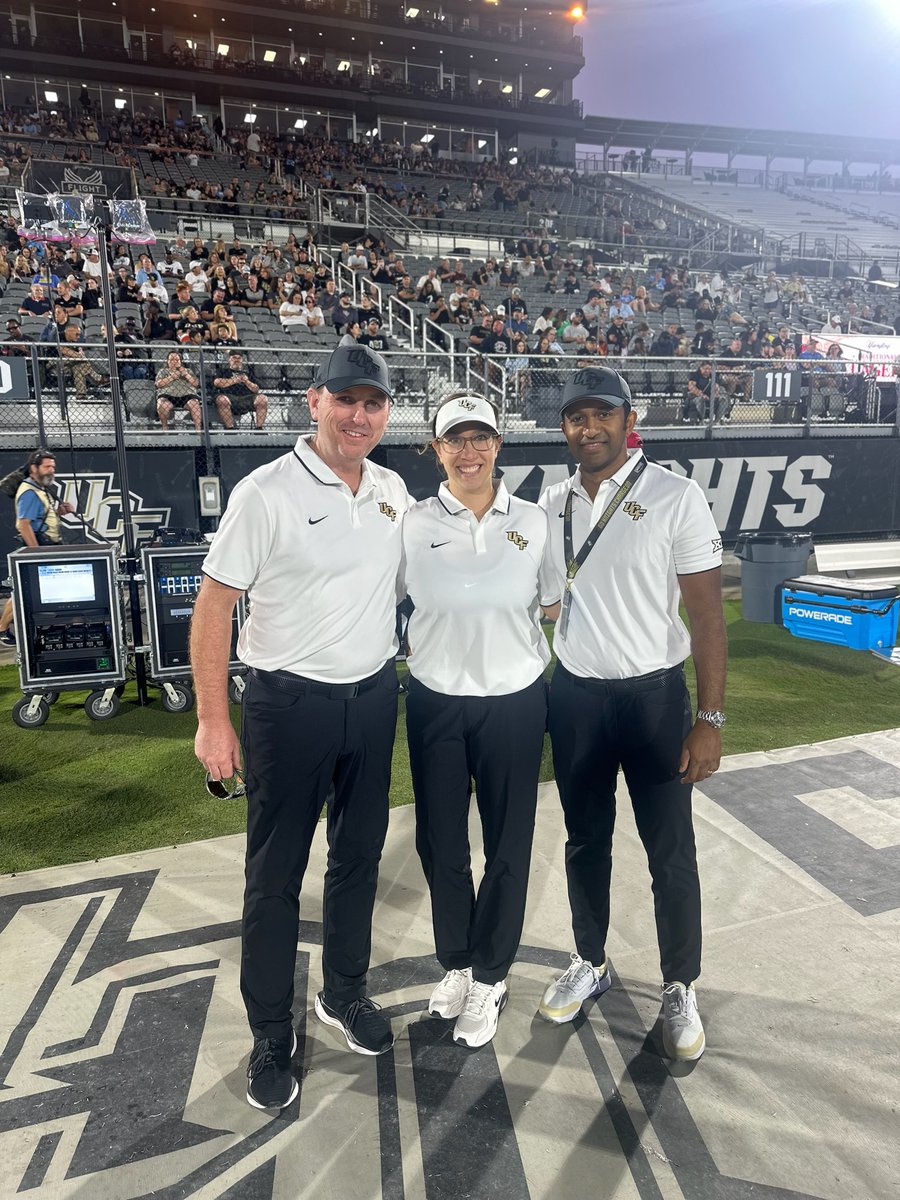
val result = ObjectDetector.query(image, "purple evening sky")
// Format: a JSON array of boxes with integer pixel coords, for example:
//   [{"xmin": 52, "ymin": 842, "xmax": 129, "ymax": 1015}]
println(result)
[{"xmin": 573, "ymin": 0, "xmax": 900, "ymax": 145}]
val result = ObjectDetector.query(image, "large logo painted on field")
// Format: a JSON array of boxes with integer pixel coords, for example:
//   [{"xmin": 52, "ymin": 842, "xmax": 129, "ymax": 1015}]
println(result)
[{"xmin": 0, "ymin": 863, "xmax": 841, "ymax": 1200}]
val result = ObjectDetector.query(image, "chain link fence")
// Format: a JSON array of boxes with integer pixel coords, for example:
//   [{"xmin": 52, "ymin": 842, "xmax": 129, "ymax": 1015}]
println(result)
[{"xmin": 1, "ymin": 343, "xmax": 897, "ymax": 443}]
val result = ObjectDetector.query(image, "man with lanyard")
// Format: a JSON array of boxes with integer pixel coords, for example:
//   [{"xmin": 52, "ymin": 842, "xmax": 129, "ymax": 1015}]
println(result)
[
  {"xmin": 191, "ymin": 344, "xmax": 411, "ymax": 1111},
  {"xmin": 1, "ymin": 450, "xmax": 77, "ymax": 644},
  {"xmin": 536, "ymin": 365, "xmax": 726, "ymax": 1061}
]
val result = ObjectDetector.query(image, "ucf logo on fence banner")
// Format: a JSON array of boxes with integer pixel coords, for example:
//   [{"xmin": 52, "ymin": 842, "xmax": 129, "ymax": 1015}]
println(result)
[{"xmin": 0, "ymin": 358, "xmax": 31, "ymax": 401}]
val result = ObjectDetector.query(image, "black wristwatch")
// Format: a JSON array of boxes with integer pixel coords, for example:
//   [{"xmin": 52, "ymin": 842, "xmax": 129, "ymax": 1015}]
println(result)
[{"xmin": 696, "ymin": 709, "xmax": 726, "ymax": 730}]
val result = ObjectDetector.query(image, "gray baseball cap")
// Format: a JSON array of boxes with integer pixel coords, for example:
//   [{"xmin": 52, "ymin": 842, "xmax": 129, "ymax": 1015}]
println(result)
[
  {"xmin": 314, "ymin": 343, "xmax": 393, "ymax": 399},
  {"xmin": 560, "ymin": 366, "xmax": 632, "ymax": 418}
]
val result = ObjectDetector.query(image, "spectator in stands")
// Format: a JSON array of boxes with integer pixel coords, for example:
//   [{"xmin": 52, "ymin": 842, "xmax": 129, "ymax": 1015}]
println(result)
[
  {"xmin": 683, "ymin": 361, "xmax": 725, "ymax": 423},
  {"xmin": 114, "ymin": 322, "xmax": 149, "ymax": 380},
  {"xmin": 605, "ymin": 315, "xmax": 629, "ymax": 356},
  {"xmin": 771, "ymin": 325, "xmax": 793, "ymax": 355},
  {"xmin": 168, "ymin": 280, "xmax": 193, "ymax": 316},
  {"xmin": 347, "ymin": 245, "xmax": 368, "ymax": 271},
  {"xmin": 339, "ymin": 321, "xmax": 362, "ymax": 348},
  {"xmin": 533, "ymin": 306, "xmax": 555, "ymax": 338},
  {"xmin": 762, "ymin": 272, "xmax": 782, "ymax": 315},
  {"xmin": 143, "ymin": 301, "xmax": 174, "ymax": 342},
  {"xmin": 819, "ymin": 314, "xmax": 842, "ymax": 337},
  {"xmin": 359, "ymin": 317, "xmax": 390, "ymax": 353},
  {"xmin": 156, "ymin": 349, "xmax": 202, "ymax": 431},
  {"xmin": 631, "ymin": 286, "xmax": 656, "ymax": 316},
  {"xmin": 18, "ymin": 283, "xmax": 50, "ymax": 318},
  {"xmin": 59, "ymin": 324, "xmax": 108, "ymax": 397},
  {"xmin": 718, "ymin": 337, "xmax": 750, "ymax": 410},
  {"xmin": 651, "ymin": 322, "xmax": 681, "ymax": 358},
  {"xmin": 468, "ymin": 314, "xmax": 493, "ymax": 353},
  {"xmin": 417, "ymin": 267, "xmax": 442, "ymax": 296},
  {"xmin": 691, "ymin": 323, "xmax": 715, "ymax": 355},
  {"xmin": 811, "ymin": 343, "xmax": 847, "ymax": 420},
  {"xmin": 156, "ymin": 249, "xmax": 184, "ymax": 280},
  {"xmin": 279, "ymin": 289, "xmax": 306, "ymax": 330},
  {"xmin": 54, "ymin": 281, "xmax": 83, "ymax": 319},
  {"xmin": 140, "ymin": 272, "xmax": 169, "ymax": 305},
  {"xmin": 239, "ymin": 273, "xmax": 265, "ymax": 308},
  {"xmin": 332, "ymin": 293, "xmax": 358, "ymax": 332},
  {"xmin": 2, "ymin": 317, "xmax": 33, "ymax": 356},
  {"xmin": 608, "ymin": 295, "xmax": 634, "ymax": 322},
  {"xmin": 530, "ymin": 335, "xmax": 560, "ymax": 423},
  {"xmin": 506, "ymin": 306, "xmax": 529, "ymax": 338},
  {"xmin": 563, "ymin": 311, "xmax": 589, "ymax": 345},
  {"xmin": 80, "ymin": 247, "xmax": 105, "ymax": 281},
  {"xmin": 176, "ymin": 304, "xmax": 206, "ymax": 345},
  {"xmin": 185, "ymin": 260, "xmax": 209, "ymax": 296},
  {"xmin": 300, "ymin": 295, "xmax": 325, "ymax": 332},
  {"xmin": 213, "ymin": 352, "xmax": 268, "ymax": 430},
  {"xmin": 134, "ymin": 254, "xmax": 156, "ymax": 287}
]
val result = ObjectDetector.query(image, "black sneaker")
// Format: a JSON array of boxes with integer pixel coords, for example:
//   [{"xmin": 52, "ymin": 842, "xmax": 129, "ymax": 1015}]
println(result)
[
  {"xmin": 246, "ymin": 1029, "xmax": 298, "ymax": 1110},
  {"xmin": 314, "ymin": 992, "xmax": 394, "ymax": 1055},
  {"xmin": 0, "ymin": 630, "xmax": 15, "ymax": 646}
]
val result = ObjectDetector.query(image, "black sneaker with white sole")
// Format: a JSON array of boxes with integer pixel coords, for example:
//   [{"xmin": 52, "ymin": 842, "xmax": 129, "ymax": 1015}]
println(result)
[
  {"xmin": 314, "ymin": 992, "xmax": 394, "ymax": 1055},
  {"xmin": 246, "ymin": 1029, "xmax": 298, "ymax": 1110}
]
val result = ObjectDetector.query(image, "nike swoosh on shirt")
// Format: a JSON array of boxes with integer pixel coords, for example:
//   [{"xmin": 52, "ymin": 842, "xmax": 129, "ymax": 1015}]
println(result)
[
  {"xmin": 430, "ymin": 541, "xmax": 450, "ymax": 548},
  {"xmin": 308, "ymin": 516, "xmax": 328, "ymax": 525}
]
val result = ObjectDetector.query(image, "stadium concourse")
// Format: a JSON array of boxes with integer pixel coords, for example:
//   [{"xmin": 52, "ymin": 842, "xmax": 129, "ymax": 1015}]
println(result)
[{"xmin": 1, "ymin": 726, "xmax": 899, "ymax": 1199}]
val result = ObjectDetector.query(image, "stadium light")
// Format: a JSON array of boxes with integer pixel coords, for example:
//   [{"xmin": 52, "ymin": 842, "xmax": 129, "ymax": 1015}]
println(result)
[
  {"xmin": 568, "ymin": 3, "xmax": 586, "ymax": 19},
  {"xmin": 509, "ymin": 156, "xmax": 518, "ymax": 165},
  {"xmin": 263, "ymin": 50, "xmax": 276, "ymax": 62},
  {"xmin": 501, "ymin": 84, "xmax": 513, "ymax": 94},
  {"xmin": 114, "ymin": 98, "xmax": 127, "ymax": 109},
  {"xmin": 44, "ymin": 90, "xmax": 58, "ymax": 102},
  {"xmin": 477, "ymin": 139, "xmax": 488, "ymax": 149},
  {"xmin": 294, "ymin": 118, "xmax": 307, "ymax": 129},
  {"xmin": 405, "ymin": 6, "xmax": 419, "ymax": 16},
  {"xmin": 243, "ymin": 113, "xmax": 257, "ymax": 124},
  {"xmin": 421, "ymin": 133, "xmax": 434, "ymax": 143},
  {"xmin": 337, "ymin": 60, "xmax": 350, "ymax": 71},
  {"xmin": 534, "ymin": 88, "xmax": 551, "ymax": 98},
  {"xmin": 216, "ymin": 43, "xmax": 229, "ymax": 55}
]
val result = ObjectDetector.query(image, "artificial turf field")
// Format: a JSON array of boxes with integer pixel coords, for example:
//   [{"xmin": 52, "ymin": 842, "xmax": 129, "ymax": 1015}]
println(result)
[{"xmin": 2, "ymin": 598, "xmax": 899, "ymax": 875}]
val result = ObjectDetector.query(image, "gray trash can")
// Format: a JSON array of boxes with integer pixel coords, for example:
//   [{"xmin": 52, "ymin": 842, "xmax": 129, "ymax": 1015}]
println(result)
[{"xmin": 734, "ymin": 531, "xmax": 813, "ymax": 623}]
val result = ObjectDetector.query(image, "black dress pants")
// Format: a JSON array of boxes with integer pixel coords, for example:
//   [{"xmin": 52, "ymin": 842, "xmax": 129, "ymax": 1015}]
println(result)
[
  {"xmin": 240, "ymin": 662, "xmax": 399, "ymax": 1040},
  {"xmin": 548, "ymin": 662, "xmax": 701, "ymax": 986},
  {"xmin": 406, "ymin": 674, "xmax": 547, "ymax": 985}
]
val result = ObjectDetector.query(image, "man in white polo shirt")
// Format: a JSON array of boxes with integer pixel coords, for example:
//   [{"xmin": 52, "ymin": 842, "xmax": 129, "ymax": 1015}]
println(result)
[
  {"xmin": 191, "ymin": 344, "xmax": 411, "ymax": 1111},
  {"xmin": 537, "ymin": 365, "xmax": 727, "ymax": 1062}
]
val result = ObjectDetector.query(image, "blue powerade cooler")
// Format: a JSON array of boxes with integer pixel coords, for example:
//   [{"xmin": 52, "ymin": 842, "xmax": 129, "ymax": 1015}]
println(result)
[{"xmin": 778, "ymin": 575, "xmax": 900, "ymax": 652}]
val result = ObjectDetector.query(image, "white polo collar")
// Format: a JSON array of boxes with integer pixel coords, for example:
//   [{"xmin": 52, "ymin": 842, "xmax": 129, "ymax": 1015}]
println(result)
[
  {"xmin": 571, "ymin": 448, "xmax": 644, "ymax": 502},
  {"xmin": 437, "ymin": 479, "xmax": 511, "ymax": 517},
  {"xmin": 292, "ymin": 434, "xmax": 376, "ymax": 493}
]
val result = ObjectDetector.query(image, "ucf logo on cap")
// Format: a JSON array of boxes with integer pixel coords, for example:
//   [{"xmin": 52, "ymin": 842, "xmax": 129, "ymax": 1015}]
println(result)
[
  {"xmin": 506, "ymin": 530, "xmax": 529, "ymax": 550},
  {"xmin": 457, "ymin": 397, "xmax": 477, "ymax": 411},
  {"xmin": 347, "ymin": 347, "xmax": 380, "ymax": 377}
]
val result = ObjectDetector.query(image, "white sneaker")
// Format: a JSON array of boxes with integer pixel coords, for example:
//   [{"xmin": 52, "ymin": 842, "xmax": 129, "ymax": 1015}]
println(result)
[
  {"xmin": 428, "ymin": 968, "xmax": 472, "ymax": 1019},
  {"xmin": 661, "ymin": 982, "xmax": 705, "ymax": 1061},
  {"xmin": 538, "ymin": 953, "xmax": 611, "ymax": 1024},
  {"xmin": 452, "ymin": 980, "xmax": 508, "ymax": 1048}
]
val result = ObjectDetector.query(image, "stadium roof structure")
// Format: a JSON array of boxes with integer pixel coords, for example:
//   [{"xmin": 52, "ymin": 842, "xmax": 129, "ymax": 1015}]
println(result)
[{"xmin": 581, "ymin": 115, "xmax": 900, "ymax": 167}]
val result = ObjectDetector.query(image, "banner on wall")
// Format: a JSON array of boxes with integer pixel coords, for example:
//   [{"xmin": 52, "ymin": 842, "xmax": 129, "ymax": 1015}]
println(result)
[
  {"xmin": 26, "ymin": 160, "xmax": 136, "ymax": 199},
  {"xmin": 1, "ymin": 439, "xmax": 898, "ymax": 566},
  {"xmin": 0, "ymin": 449, "xmax": 198, "ymax": 564}
]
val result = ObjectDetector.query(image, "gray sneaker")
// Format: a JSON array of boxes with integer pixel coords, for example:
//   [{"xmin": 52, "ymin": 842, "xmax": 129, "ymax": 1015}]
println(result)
[{"xmin": 538, "ymin": 953, "xmax": 611, "ymax": 1024}]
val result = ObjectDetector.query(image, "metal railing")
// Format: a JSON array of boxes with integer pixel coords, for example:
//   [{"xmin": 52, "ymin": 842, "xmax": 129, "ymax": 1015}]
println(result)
[{"xmin": 2, "ymin": 344, "xmax": 895, "ymax": 448}]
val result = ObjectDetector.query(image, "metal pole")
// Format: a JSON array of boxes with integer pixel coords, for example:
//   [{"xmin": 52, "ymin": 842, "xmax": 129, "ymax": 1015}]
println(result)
[
  {"xmin": 29, "ymin": 341, "xmax": 46, "ymax": 445},
  {"xmin": 96, "ymin": 229, "xmax": 149, "ymax": 705}
]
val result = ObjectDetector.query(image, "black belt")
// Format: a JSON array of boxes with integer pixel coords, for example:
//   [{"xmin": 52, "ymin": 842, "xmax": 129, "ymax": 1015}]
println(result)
[
  {"xmin": 557, "ymin": 661, "xmax": 683, "ymax": 693},
  {"xmin": 248, "ymin": 664, "xmax": 386, "ymax": 700}
]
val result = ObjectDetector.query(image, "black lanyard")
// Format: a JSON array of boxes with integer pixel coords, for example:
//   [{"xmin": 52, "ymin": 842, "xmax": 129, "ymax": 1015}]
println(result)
[{"xmin": 563, "ymin": 454, "xmax": 647, "ymax": 589}]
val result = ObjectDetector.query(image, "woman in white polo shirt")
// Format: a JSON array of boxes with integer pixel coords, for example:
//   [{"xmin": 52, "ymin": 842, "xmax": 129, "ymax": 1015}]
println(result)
[{"xmin": 401, "ymin": 392, "xmax": 555, "ymax": 1049}]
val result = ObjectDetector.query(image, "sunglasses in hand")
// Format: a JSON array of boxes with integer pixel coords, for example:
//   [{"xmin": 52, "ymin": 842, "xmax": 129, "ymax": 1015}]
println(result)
[{"xmin": 205, "ymin": 771, "xmax": 246, "ymax": 800}]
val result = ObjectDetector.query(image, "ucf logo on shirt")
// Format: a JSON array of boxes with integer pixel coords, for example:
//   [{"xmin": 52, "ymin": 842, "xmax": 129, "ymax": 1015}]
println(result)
[
  {"xmin": 622, "ymin": 501, "xmax": 647, "ymax": 522},
  {"xmin": 506, "ymin": 530, "xmax": 529, "ymax": 550},
  {"xmin": 379, "ymin": 502, "xmax": 398, "ymax": 522}
]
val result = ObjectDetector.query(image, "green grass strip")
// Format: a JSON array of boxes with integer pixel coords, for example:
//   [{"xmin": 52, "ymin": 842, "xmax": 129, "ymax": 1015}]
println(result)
[{"xmin": 1, "ymin": 600, "xmax": 898, "ymax": 874}]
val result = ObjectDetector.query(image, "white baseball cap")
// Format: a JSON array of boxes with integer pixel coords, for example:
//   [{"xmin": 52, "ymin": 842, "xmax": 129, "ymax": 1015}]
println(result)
[{"xmin": 434, "ymin": 394, "xmax": 499, "ymax": 439}]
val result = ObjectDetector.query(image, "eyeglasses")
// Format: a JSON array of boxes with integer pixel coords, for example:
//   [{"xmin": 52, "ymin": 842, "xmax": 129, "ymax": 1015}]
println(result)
[
  {"xmin": 437, "ymin": 432, "xmax": 498, "ymax": 453},
  {"xmin": 205, "ymin": 771, "xmax": 246, "ymax": 800}
]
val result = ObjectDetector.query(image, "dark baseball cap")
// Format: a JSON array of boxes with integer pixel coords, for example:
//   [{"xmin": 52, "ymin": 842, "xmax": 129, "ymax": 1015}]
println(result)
[
  {"xmin": 314, "ymin": 344, "xmax": 393, "ymax": 399},
  {"xmin": 560, "ymin": 365, "xmax": 632, "ymax": 418}
]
